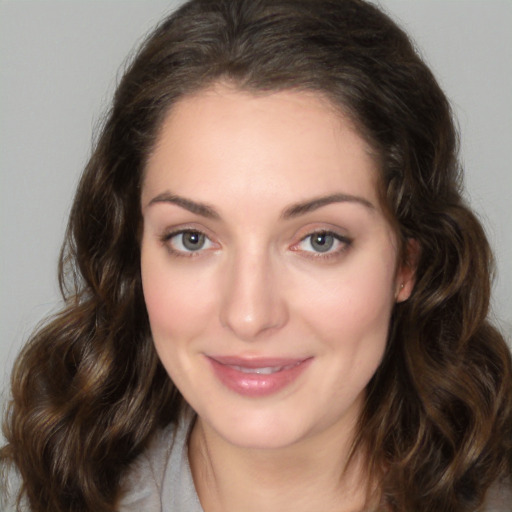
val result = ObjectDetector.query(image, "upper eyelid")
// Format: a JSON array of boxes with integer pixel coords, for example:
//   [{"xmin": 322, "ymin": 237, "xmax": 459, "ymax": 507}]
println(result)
[
  {"xmin": 159, "ymin": 227, "xmax": 215, "ymax": 247},
  {"xmin": 299, "ymin": 230, "xmax": 350, "ymax": 241},
  {"xmin": 290, "ymin": 228, "xmax": 352, "ymax": 251},
  {"xmin": 295, "ymin": 232, "xmax": 352, "ymax": 250},
  {"xmin": 158, "ymin": 225, "xmax": 352, "ymax": 248},
  {"xmin": 162, "ymin": 227, "xmax": 206, "ymax": 239},
  {"xmin": 160, "ymin": 224, "xmax": 216, "ymax": 240},
  {"xmin": 161, "ymin": 229, "xmax": 217, "ymax": 257},
  {"xmin": 294, "ymin": 225, "xmax": 352, "ymax": 243}
]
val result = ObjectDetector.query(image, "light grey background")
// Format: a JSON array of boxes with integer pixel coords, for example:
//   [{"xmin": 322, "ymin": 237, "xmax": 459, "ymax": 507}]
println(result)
[{"xmin": 1, "ymin": 1, "xmax": 511, "ymax": 412}]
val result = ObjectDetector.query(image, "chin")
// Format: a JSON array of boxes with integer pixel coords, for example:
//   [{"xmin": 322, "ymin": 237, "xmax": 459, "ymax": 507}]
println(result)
[{"xmin": 197, "ymin": 402, "xmax": 325, "ymax": 450}]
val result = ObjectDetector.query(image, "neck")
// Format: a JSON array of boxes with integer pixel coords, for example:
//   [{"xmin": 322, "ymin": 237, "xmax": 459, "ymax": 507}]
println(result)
[{"xmin": 189, "ymin": 415, "xmax": 370, "ymax": 512}]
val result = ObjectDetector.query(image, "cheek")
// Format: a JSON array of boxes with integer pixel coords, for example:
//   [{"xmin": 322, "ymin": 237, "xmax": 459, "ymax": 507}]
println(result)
[
  {"xmin": 298, "ymin": 251, "xmax": 397, "ymax": 348},
  {"xmin": 302, "ymin": 256, "xmax": 396, "ymax": 408},
  {"xmin": 140, "ymin": 247, "xmax": 216, "ymax": 345}
]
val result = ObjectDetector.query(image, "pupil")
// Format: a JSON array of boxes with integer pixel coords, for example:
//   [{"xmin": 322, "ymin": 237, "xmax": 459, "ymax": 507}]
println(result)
[
  {"xmin": 311, "ymin": 233, "xmax": 334, "ymax": 253},
  {"xmin": 183, "ymin": 232, "xmax": 204, "ymax": 251}
]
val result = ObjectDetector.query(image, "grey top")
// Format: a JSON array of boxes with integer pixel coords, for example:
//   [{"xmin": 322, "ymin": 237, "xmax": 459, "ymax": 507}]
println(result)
[
  {"xmin": 0, "ymin": 414, "xmax": 203, "ymax": 512},
  {"xmin": 118, "ymin": 413, "xmax": 203, "ymax": 512},
  {"xmin": 119, "ymin": 413, "xmax": 512, "ymax": 512},
  {"xmin": 2, "ymin": 414, "xmax": 511, "ymax": 511}
]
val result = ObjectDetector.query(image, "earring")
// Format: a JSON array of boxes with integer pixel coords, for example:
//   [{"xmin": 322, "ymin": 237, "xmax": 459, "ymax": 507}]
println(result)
[{"xmin": 396, "ymin": 283, "xmax": 405, "ymax": 302}]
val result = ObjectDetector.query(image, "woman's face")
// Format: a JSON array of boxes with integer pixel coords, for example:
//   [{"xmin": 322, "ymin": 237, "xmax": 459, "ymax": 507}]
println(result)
[{"xmin": 141, "ymin": 84, "xmax": 413, "ymax": 449}]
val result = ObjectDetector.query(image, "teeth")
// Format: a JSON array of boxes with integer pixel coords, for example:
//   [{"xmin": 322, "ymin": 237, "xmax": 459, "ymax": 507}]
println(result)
[
  {"xmin": 230, "ymin": 362, "xmax": 301, "ymax": 375},
  {"xmin": 232, "ymin": 365, "xmax": 283, "ymax": 375}
]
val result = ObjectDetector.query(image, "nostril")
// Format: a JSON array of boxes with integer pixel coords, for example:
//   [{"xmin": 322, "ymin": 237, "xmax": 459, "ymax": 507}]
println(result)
[{"xmin": 219, "ymin": 275, "xmax": 288, "ymax": 340}]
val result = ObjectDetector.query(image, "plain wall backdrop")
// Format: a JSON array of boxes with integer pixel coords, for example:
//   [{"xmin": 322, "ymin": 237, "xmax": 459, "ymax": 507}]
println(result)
[{"xmin": 1, "ymin": 1, "xmax": 511, "ymax": 415}]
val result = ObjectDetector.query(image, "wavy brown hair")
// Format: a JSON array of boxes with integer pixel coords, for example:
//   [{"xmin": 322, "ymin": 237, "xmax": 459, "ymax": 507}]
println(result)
[{"xmin": 2, "ymin": 0, "xmax": 511, "ymax": 511}]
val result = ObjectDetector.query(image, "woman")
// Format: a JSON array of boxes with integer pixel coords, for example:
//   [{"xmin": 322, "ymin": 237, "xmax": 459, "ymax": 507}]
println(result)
[{"xmin": 2, "ymin": 0, "xmax": 511, "ymax": 511}]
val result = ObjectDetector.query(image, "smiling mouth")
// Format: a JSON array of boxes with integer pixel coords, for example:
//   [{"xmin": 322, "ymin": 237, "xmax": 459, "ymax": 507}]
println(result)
[
  {"xmin": 228, "ymin": 361, "xmax": 303, "ymax": 375},
  {"xmin": 206, "ymin": 356, "xmax": 312, "ymax": 397}
]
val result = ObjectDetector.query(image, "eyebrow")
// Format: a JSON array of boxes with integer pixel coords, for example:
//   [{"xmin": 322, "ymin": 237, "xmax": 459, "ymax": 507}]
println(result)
[
  {"xmin": 282, "ymin": 193, "xmax": 375, "ymax": 218},
  {"xmin": 145, "ymin": 191, "xmax": 375, "ymax": 219},
  {"xmin": 146, "ymin": 192, "xmax": 221, "ymax": 219}
]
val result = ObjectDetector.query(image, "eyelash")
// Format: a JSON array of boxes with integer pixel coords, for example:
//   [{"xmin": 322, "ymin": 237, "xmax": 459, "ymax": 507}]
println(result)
[
  {"xmin": 159, "ymin": 228, "xmax": 352, "ymax": 260},
  {"xmin": 160, "ymin": 229, "xmax": 215, "ymax": 258},
  {"xmin": 292, "ymin": 230, "xmax": 352, "ymax": 261}
]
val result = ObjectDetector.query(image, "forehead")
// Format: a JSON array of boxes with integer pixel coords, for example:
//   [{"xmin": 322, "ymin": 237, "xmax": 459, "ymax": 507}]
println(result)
[{"xmin": 142, "ymin": 84, "xmax": 380, "ymax": 209}]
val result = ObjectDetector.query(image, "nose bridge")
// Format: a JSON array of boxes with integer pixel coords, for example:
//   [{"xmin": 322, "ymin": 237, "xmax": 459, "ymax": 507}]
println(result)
[{"xmin": 220, "ymin": 242, "xmax": 287, "ymax": 340}]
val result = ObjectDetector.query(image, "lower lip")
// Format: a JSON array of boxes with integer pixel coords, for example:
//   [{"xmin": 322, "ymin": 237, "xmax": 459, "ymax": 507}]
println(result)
[{"xmin": 207, "ymin": 357, "xmax": 313, "ymax": 397}]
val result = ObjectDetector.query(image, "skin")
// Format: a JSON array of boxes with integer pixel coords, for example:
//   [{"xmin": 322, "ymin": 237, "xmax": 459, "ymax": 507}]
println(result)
[{"xmin": 140, "ymin": 83, "xmax": 415, "ymax": 511}]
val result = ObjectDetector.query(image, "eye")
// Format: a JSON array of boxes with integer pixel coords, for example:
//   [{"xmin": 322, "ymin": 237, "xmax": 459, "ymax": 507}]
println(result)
[
  {"xmin": 305, "ymin": 232, "xmax": 336, "ymax": 253},
  {"xmin": 163, "ymin": 229, "xmax": 214, "ymax": 255},
  {"xmin": 294, "ymin": 230, "xmax": 351, "ymax": 256}
]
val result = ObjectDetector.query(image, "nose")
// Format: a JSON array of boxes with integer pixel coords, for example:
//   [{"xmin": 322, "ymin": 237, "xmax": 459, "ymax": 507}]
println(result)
[{"xmin": 219, "ymin": 248, "xmax": 289, "ymax": 341}]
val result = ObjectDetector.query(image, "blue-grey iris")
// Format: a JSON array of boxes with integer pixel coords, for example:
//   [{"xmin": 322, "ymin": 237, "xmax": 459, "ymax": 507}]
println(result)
[
  {"xmin": 182, "ymin": 231, "xmax": 205, "ymax": 251},
  {"xmin": 311, "ymin": 233, "xmax": 334, "ymax": 253}
]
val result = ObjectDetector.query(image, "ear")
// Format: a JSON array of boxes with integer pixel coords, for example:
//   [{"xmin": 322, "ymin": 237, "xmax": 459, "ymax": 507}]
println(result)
[{"xmin": 395, "ymin": 238, "xmax": 420, "ymax": 303}]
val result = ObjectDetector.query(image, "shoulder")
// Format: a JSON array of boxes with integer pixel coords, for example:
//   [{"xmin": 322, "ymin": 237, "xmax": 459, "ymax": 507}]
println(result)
[
  {"xmin": 481, "ymin": 478, "xmax": 512, "ymax": 512},
  {"xmin": 1, "ymin": 416, "xmax": 196, "ymax": 512},
  {"xmin": 118, "ymin": 410, "xmax": 200, "ymax": 512},
  {"xmin": 117, "ymin": 422, "xmax": 179, "ymax": 512},
  {"xmin": 0, "ymin": 461, "xmax": 29, "ymax": 512}
]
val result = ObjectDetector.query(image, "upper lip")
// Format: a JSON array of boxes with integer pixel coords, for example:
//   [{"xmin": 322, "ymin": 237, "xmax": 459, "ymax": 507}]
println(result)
[{"xmin": 207, "ymin": 355, "xmax": 312, "ymax": 368}]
